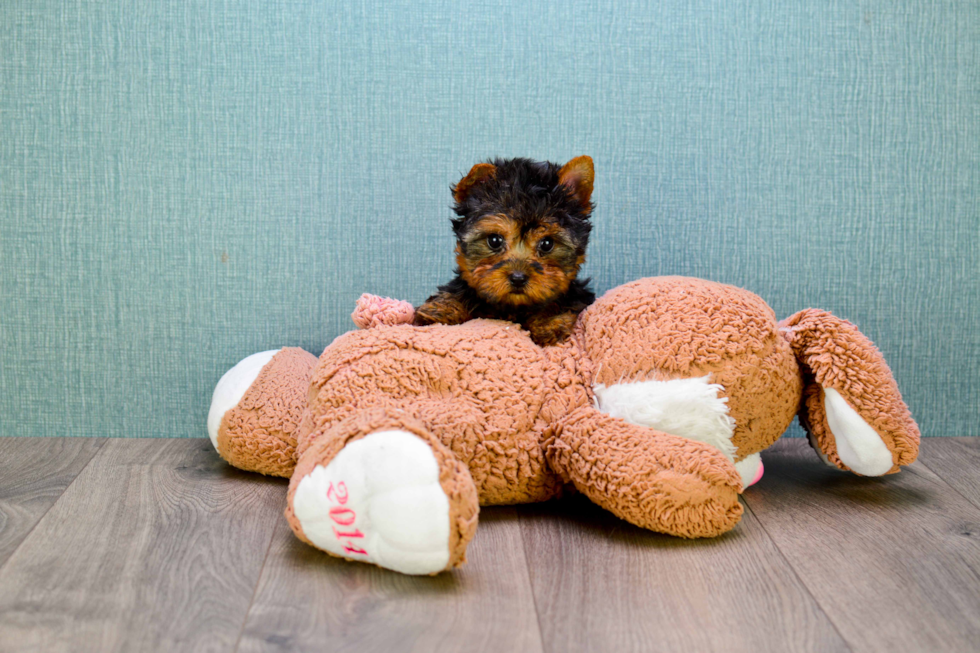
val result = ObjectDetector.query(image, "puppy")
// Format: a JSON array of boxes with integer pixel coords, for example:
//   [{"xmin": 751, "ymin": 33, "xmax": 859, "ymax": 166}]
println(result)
[{"xmin": 413, "ymin": 156, "xmax": 596, "ymax": 346}]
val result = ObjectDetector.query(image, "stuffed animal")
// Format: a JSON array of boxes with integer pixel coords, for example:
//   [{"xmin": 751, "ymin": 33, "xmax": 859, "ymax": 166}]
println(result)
[{"xmin": 207, "ymin": 276, "xmax": 919, "ymax": 575}]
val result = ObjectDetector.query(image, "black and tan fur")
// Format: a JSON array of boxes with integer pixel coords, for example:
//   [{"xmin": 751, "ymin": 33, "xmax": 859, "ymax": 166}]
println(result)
[{"xmin": 414, "ymin": 156, "xmax": 596, "ymax": 346}]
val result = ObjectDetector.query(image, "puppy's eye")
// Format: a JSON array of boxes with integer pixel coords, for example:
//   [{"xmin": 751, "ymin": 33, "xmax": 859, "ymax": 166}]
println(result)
[
  {"xmin": 538, "ymin": 236, "xmax": 555, "ymax": 253},
  {"xmin": 486, "ymin": 234, "xmax": 504, "ymax": 250}
]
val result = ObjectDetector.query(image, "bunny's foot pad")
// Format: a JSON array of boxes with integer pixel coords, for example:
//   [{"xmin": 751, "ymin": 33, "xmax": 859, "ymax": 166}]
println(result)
[{"xmin": 290, "ymin": 430, "xmax": 463, "ymax": 575}]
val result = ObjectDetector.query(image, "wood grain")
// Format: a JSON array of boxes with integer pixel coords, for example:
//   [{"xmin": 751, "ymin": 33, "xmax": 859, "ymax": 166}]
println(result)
[
  {"xmin": 237, "ymin": 506, "xmax": 544, "ymax": 653},
  {"xmin": 0, "ymin": 439, "xmax": 286, "ymax": 653},
  {"xmin": 518, "ymin": 492, "xmax": 847, "ymax": 653},
  {"xmin": 0, "ymin": 437, "xmax": 105, "ymax": 568},
  {"xmin": 917, "ymin": 438, "xmax": 980, "ymax": 510},
  {"xmin": 745, "ymin": 438, "xmax": 980, "ymax": 653},
  {"xmin": 2, "ymin": 437, "xmax": 978, "ymax": 652}
]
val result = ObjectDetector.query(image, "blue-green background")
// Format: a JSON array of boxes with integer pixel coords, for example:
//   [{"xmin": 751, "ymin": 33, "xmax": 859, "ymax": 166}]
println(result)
[{"xmin": 2, "ymin": 1, "xmax": 977, "ymax": 438}]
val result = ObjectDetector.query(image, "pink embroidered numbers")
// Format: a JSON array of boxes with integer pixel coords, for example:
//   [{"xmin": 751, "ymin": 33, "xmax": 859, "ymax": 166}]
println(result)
[{"xmin": 324, "ymin": 482, "xmax": 368, "ymax": 556}]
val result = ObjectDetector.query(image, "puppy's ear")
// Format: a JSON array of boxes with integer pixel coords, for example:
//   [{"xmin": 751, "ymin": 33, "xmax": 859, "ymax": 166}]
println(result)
[
  {"xmin": 453, "ymin": 163, "xmax": 497, "ymax": 204},
  {"xmin": 558, "ymin": 156, "xmax": 594, "ymax": 210}
]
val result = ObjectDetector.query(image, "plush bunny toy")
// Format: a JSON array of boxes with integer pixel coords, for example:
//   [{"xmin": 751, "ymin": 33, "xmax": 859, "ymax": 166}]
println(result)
[{"xmin": 207, "ymin": 276, "xmax": 919, "ymax": 575}]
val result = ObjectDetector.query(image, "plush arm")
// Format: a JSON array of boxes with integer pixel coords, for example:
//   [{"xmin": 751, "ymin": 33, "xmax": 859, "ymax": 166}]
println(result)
[
  {"xmin": 547, "ymin": 405, "xmax": 744, "ymax": 538},
  {"xmin": 351, "ymin": 294, "xmax": 416, "ymax": 329}
]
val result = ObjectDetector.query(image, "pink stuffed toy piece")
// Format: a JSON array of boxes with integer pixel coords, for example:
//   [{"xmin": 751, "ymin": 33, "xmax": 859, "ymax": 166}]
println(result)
[{"xmin": 207, "ymin": 276, "xmax": 919, "ymax": 575}]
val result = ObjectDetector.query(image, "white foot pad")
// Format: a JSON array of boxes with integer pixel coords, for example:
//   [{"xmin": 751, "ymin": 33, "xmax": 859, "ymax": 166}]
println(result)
[
  {"xmin": 823, "ymin": 387, "xmax": 894, "ymax": 476},
  {"xmin": 734, "ymin": 452, "xmax": 763, "ymax": 488},
  {"xmin": 207, "ymin": 349, "xmax": 281, "ymax": 451},
  {"xmin": 291, "ymin": 430, "xmax": 451, "ymax": 575}
]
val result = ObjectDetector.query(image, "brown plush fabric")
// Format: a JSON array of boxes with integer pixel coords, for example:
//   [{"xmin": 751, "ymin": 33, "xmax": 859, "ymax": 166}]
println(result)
[
  {"xmin": 285, "ymin": 278, "xmax": 804, "ymax": 539},
  {"xmin": 779, "ymin": 309, "xmax": 920, "ymax": 473},
  {"xmin": 547, "ymin": 406, "xmax": 744, "ymax": 538},
  {"xmin": 350, "ymin": 293, "xmax": 415, "ymax": 329},
  {"xmin": 216, "ymin": 347, "xmax": 317, "ymax": 477},
  {"xmin": 579, "ymin": 277, "xmax": 803, "ymax": 460},
  {"xmin": 296, "ymin": 320, "xmax": 566, "ymax": 505},
  {"xmin": 214, "ymin": 276, "xmax": 920, "ymax": 570},
  {"xmin": 284, "ymin": 407, "xmax": 480, "ymax": 571}
]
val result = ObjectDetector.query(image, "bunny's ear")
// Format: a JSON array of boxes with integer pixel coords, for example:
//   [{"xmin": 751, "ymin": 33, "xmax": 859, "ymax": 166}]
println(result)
[
  {"xmin": 779, "ymin": 309, "xmax": 920, "ymax": 475},
  {"xmin": 558, "ymin": 156, "xmax": 595, "ymax": 210},
  {"xmin": 452, "ymin": 163, "xmax": 497, "ymax": 204}
]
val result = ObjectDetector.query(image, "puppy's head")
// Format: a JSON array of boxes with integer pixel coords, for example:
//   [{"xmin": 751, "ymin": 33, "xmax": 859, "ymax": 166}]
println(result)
[{"xmin": 450, "ymin": 156, "xmax": 594, "ymax": 307}]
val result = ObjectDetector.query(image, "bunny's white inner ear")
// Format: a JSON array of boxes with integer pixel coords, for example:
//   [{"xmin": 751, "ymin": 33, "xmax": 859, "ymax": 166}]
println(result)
[{"xmin": 823, "ymin": 388, "xmax": 894, "ymax": 476}]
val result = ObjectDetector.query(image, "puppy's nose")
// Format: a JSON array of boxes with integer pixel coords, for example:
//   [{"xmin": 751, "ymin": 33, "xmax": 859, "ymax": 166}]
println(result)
[{"xmin": 508, "ymin": 271, "xmax": 528, "ymax": 287}]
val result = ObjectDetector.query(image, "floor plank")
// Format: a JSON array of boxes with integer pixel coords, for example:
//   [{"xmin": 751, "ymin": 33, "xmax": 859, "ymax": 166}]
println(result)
[
  {"xmin": 918, "ymin": 438, "xmax": 980, "ymax": 510},
  {"xmin": 237, "ymin": 506, "xmax": 544, "ymax": 653},
  {"xmin": 745, "ymin": 439, "xmax": 980, "ymax": 653},
  {"xmin": 518, "ymin": 492, "xmax": 848, "ymax": 653},
  {"xmin": 0, "ymin": 437, "xmax": 105, "ymax": 569},
  {"xmin": 0, "ymin": 439, "xmax": 286, "ymax": 653},
  {"xmin": 1, "ymin": 437, "xmax": 977, "ymax": 652}
]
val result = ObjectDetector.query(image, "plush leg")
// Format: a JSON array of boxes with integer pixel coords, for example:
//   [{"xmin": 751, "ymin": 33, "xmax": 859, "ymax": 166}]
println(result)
[
  {"xmin": 735, "ymin": 453, "xmax": 764, "ymax": 488},
  {"xmin": 779, "ymin": 309, "xmax": 920, "ymax": 476},
  {"xmin": 286, "ymin": 408, "xmax": 479, "ymax": 575},
  {"xmin": 207, "ymin": 347, "xmax": 318, "ymax": 477},
  {"xmin": 547, "ymin": 406, "xmax": 744, "ymax": 538}
]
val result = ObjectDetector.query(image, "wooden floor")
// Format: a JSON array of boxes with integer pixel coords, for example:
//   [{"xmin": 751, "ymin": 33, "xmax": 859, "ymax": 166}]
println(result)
[{"xmin": 0, "ymin": 438, "xmax": 978, "ymax": 652}]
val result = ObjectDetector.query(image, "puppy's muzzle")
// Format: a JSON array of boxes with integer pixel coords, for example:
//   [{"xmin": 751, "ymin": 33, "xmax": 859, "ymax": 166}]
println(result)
[{"xmin": 508, "ymin": 271, "xmax": 529, "ymax": 290}]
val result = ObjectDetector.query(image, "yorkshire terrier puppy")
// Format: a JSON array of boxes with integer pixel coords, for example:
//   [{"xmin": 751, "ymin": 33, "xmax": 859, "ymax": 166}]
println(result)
[{"xmin": 413, "ymin": 156, "xmax": 596, "ymax": 346}]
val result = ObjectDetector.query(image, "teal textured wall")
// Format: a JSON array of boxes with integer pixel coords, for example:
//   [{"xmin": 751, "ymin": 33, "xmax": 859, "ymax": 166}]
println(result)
[{"xmin": 1, "ymin": 1, "xmax": 977, "ymax": 438}]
